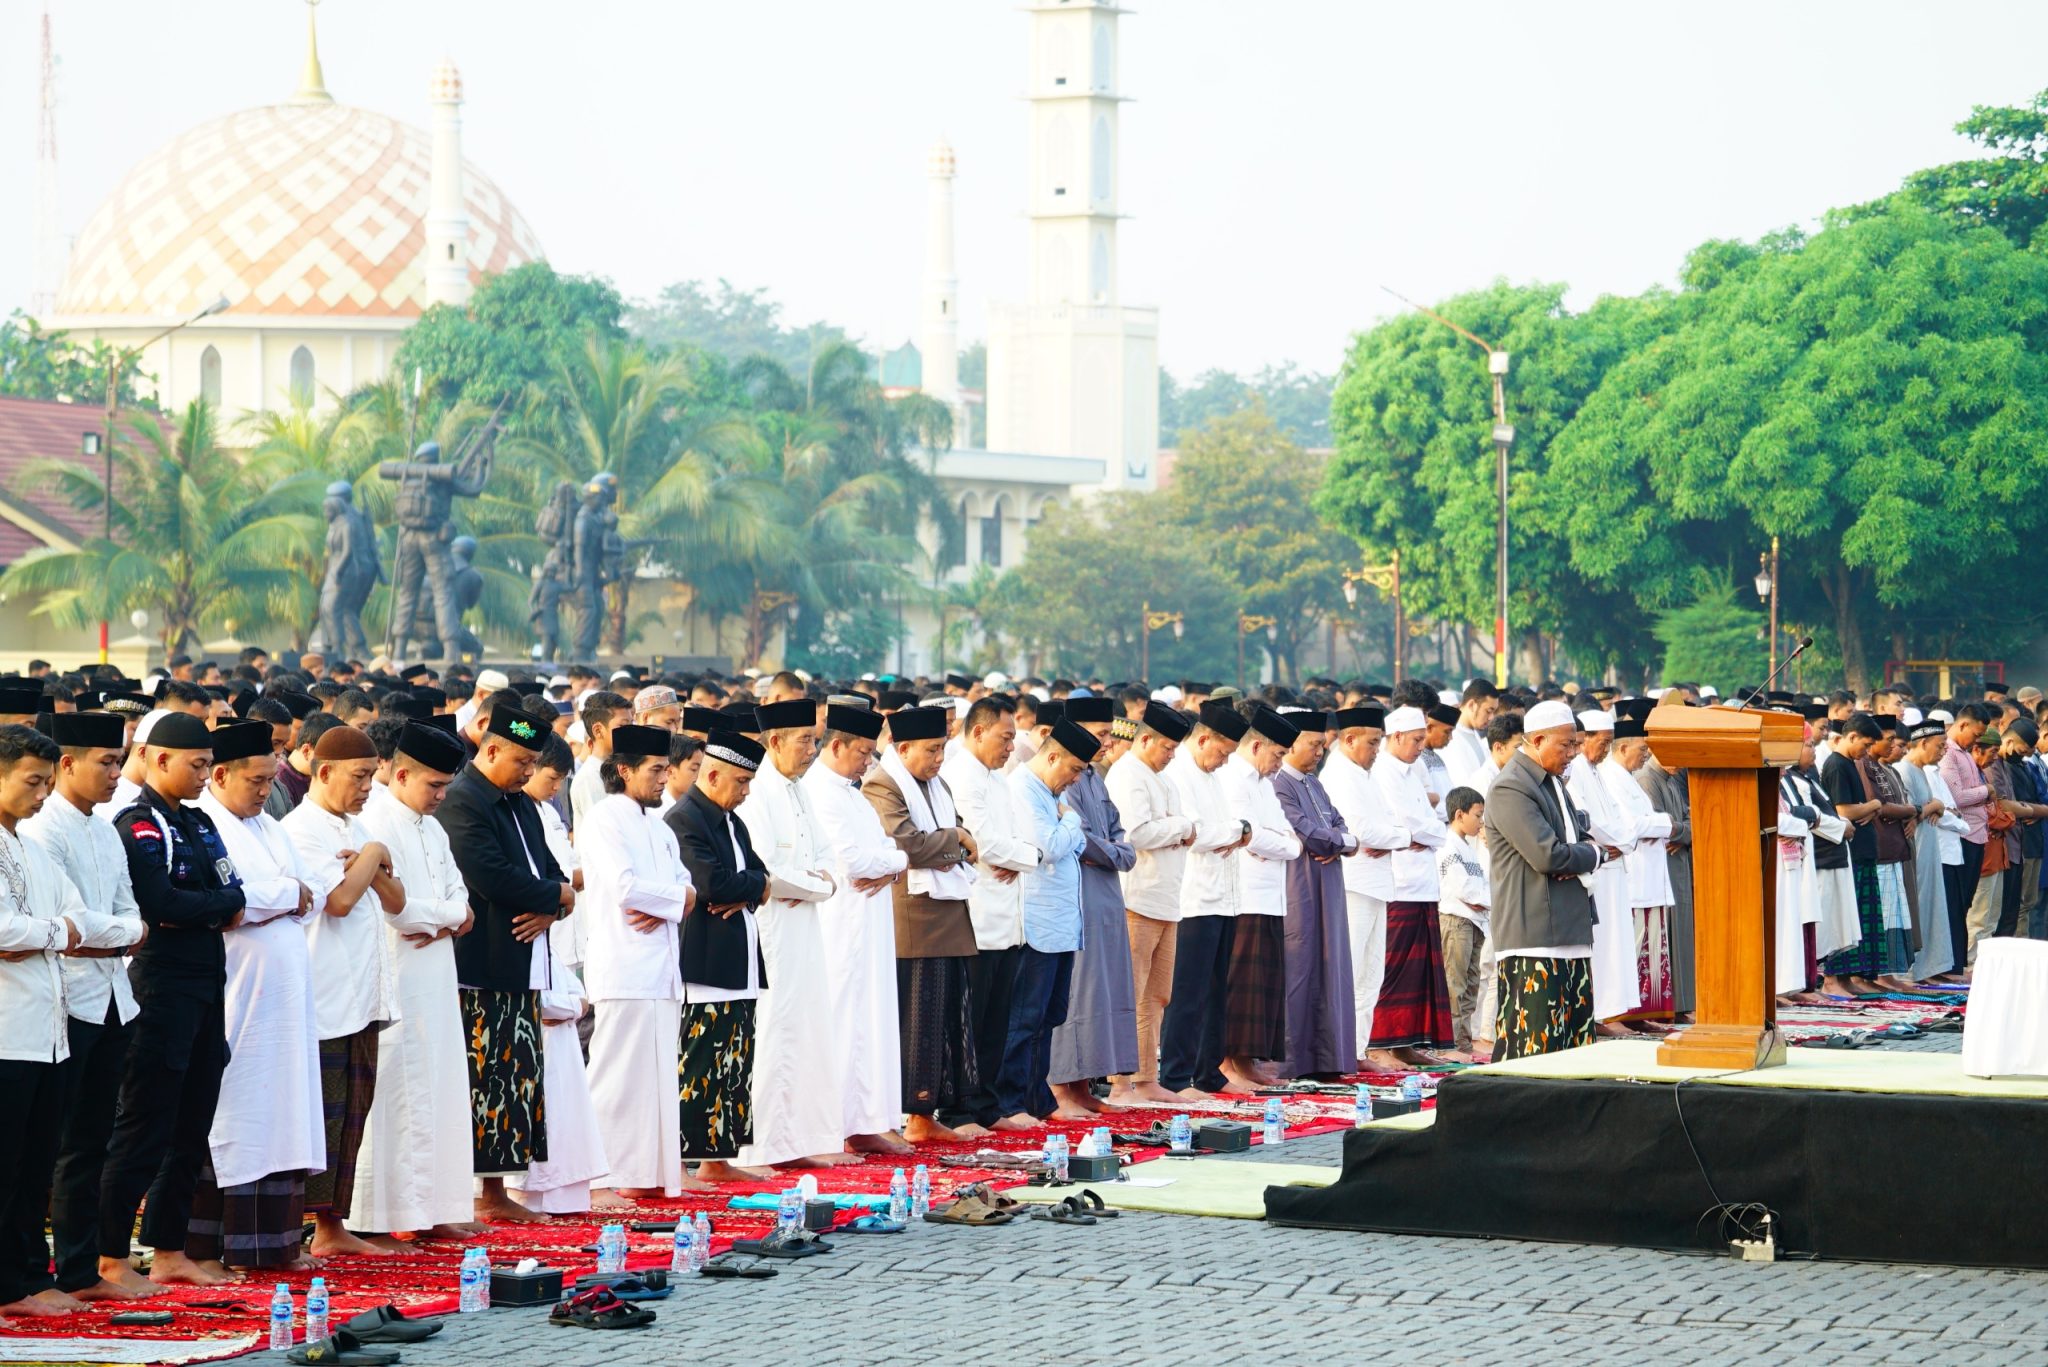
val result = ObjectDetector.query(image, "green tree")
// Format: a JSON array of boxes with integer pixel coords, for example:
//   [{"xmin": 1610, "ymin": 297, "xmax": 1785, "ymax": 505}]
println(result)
[
  {"xmin": 1649, "ymin": 572, "xmax": 1766, "ymax": 693},
  {"xmin": 0, "ymin": 312, "xmax": 151, "ymax": 406},
  {"xmin": 1547, "ymin": 209, "xmax": 2048, "ymax": 690},
  {"xmin": 1160, "ymin": 363, "xmax": 1333, "ymax": 448},
  {"xmin": 627, "ymin": 279, "xmax": 852, "ymax": 375},
  {"xmin": 1893, "ymin": 87, "xmax": 2048, "ymax": 251},
  {"xmin": 397, "ymin": 262, "xmax": 626, "ymax": 408},
  {"xmin": 1, "ymin": 401, "xmax": 308, "ymax": 651},
  {"xmin": 1167, "ymin": 406, "xmax": 1355, "ymax": 683}
]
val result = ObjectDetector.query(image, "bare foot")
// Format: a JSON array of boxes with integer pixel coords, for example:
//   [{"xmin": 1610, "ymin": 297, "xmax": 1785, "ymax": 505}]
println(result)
[
  {"xmin": 94, "ymin": 1262, "xmax": 167, "ymax": 1299},
  {"xmin": 590, "ymin": 1190, "xmax": 638, "ymax": 1212},
  {"xmin": 693, "ymin": 1161, "xmax": 772, "ymax": 1183},
  {"xmin": 903, "ymin": 1114, "xmax": 963, "ymax": 1143},
  {"xmin": 146, "ymin": 1251, "xmax": 231, "ymax": 1287},
  {"xmin": 1173, "ymin": 1086, "xmax": 1213, "ymax": 1102},
  {"xmin": 848, "ymin": 1131, "xmax": 915, "ymax": 1156},
  {"xmin": 1469, "ymin": 1040, "xmax": 1494, "ymax": 1061},
  {"xmin": 1048, "ymin": 1104, "xmax": 1094, "ymax": 1121},
  {"xmin": 992, "ymin": 1113, "xmax": 1039, "ymax": 1132},
  {"xmin": 71, "ymin": 1276, "xmax": 160, "ymax": 1303},
  {"xmin": 0, "ymin": 1294, "xmax": 73, "ymax": 1318},
  {"xmin": 30, "ymin": 1288, "xmax": 88, "ymax": 1313},
  {"xmin": 310, "ymin": 1222, "xmax": 395, "ymax": 1258},
  {"xmin": 1219, "ymin": 1069, "xmax": 1264, "ymax": 1094},
  {"xmin": 1128, "ymin": 1081, "xmax": 1183, "ymax": 1104},
  {"xmin": 952, "ymin": 1122, "xmax": 993, "ymax": 1140},
  {"xmin": 360, "ymin": 1234, "xmax": 412, "ymax": 1254},
  {"xmin": 777, "ymin": 1153, "xmax": 862, "ymax": 1169},
  {"xmin": 1049, "ymin": 1083, "xmax": 1103, "ymax": 1115},
  {"xmin": 475, "ymin": 1192, "xmax": 545, "ymax": 1224},
  {"xmin": 424, "ymin": 1224, "xmax": 476, "ymax": 1241},
  {"xmin": 1362, "ymin": 1049, "xmax": 1412, "ymax": 1071},
  {"xmin": 676, "ymin": 1176, "xmax": 722, "ymax": 1194}
]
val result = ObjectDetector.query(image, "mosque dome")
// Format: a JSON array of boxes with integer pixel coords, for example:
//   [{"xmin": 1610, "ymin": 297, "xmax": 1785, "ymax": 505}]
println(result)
[{"xmin": 53, "ymin": 97, "xmax": 542, "ymax": 322}]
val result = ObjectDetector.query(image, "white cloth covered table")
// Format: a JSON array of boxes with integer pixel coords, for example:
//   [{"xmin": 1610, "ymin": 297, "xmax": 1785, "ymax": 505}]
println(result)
[{"xmin": 1962, "ymin": 937, "xmax": 2048, "ymax": 1078}]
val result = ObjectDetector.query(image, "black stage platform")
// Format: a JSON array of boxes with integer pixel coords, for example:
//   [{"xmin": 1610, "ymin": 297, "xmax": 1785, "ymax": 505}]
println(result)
[{"xmin": 1265, "ymin": 1041, "xmax": 2048, "ymax": 1268}]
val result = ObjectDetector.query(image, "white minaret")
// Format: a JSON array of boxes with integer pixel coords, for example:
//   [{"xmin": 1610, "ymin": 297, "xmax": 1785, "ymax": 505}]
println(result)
[
  {"xmin": 424, "ymin": 58, "xmax": 471, "ymax": 308},
  {"xmin": 987, "ymin": 0, "xmax": 1159, "ymax": 491},
  {"xmin": 921, "ymin": 138, "xmax": 964, "ymax": 437}
]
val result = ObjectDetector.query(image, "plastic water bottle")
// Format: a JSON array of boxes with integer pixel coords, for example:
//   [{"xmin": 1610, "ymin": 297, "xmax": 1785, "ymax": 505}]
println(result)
[
  {"xmin": 1354, "ymin": 1083, "xmax": 1375, "ymax": 1128},
  {"xmin": 911, "ymin": 1164, "xmax": 932, "ymax": 1219},
  {"xmin": 1093, "ymin": 1125, "xmax": 1113, "ymax": 1158},
  {"xmin": 888, "ymin": 1167, "xmax": 910, "ymax": 1224},
  {"xmin": 670, "ymin": 1222, "xmax": 694, "ymax": 1275},
  {"xmin": 268, "ymin": 1283, "xmax": 294, "ymax": 1350},
  {"xmin": 693, "ymin": 1211, "xmax": 711, "ymax": 1268},
  {"xmin": 305, "ymin": 1277, "xmax": 328, "ymax": 1343},
  {"xmin": 1262, "ymin": 1097, "xmax": 1285, "ymax": 1146},
  {"xmin": 775, "ymin": 1189, "xmax": 804, "ymax": 1238},
  {"xmin": 1169, "ymin": 1113, "xmax": 1193, "ymax": 1153},
  {"xmin": 459, "ymin": 1248, "xmax": 486, "ymax": 1313},
  {"xmin": 1051, "ymin": 1134, "xmax": 1071, "ymax": 1183},
  {"xmin": 1402, "ymin": 1073, "xmax": 1425, "ymax": 1104}
]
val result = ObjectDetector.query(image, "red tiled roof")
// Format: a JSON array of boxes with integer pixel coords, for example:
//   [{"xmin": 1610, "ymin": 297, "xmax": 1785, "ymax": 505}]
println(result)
[{"xmin": 0, "ymin": 394, "xmax": 155, "ymax": 566}]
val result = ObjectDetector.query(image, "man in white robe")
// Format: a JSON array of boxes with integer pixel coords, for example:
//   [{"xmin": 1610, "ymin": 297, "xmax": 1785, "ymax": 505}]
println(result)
[
  {"xmin": 734, "ymin": 698, "xmax": 846, "ymax": 1168},
  {"xmin": 1321, "ymin": 706, "xmax": 1407, "ymax": 1064},
  {"xmin": 191, "ymin": 723, "xmax": 323, "ymax": 1273},
  {"xmin": 580, "ymin": 725, "xmax": 695, "ymax": 1198},
  {"xmin": 1564, "ymin": 712, "xmax": 1643, "ymax": 1026},
  {"xmin": 350, "ymin": 723, "xmax": 476, "ymax": 1242},
  {"xmin": 281, "ymin": 725, "xmax": 404, "ymax": 1258},
  {"xmin": 1601, "ymin": 720, "xmax": 1676, "ymax": 1017},
  {"xmin": 803, "ymin": 704, "xmax": 911, "ymax": 1154}
]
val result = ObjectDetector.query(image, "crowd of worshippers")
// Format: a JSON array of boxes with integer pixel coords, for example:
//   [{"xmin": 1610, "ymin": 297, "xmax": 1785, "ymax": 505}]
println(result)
[{"xmin": 0, "ymin": 648, "xmax": 2032, "ymax": 1320}]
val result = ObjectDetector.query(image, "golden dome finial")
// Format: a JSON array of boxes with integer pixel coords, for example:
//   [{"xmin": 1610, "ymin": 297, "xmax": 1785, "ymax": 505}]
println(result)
[{"xmin": 291, "ymin": 0, "xmax": 333, "ymax": 105}]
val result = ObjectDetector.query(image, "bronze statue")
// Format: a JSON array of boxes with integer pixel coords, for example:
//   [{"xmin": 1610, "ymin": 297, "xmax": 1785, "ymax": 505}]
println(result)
[
  {"xmin": 315, "ymin": 480, "xmax": 380, "ymax": 661},
  {"xmin": 378, "ymin": 402, "xmax": 502, "ymax": 662},
  {"xmin": 405, "ymin": 534, "xmax": 485, "ymax": 661},
  {"xmin": 528, "ymin": 481, "xmax": 577, "ymax": 662},
  {"xmin": 570, "ymin": 472, "xmax": 620, "ymax": 660}
]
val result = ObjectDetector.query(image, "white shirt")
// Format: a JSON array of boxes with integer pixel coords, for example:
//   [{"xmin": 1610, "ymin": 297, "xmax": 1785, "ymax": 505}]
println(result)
[
  {"xmin": 1437, "ymin": 829, "xmax": 1490, "ymax": 931},
  {"xmin": 1602, "ymin": 756, "xmax": 1674, "ymax": 908},
  {"xmin": 359, "ymin": 788, "xmax": 471, "ymax": 941},
  {"xmin": 736, "ymin": 763, "xmax": 836, "ymax": 908},
  {"xmin": 1104, "ymin": 752, "xmax": 1198, "ymax": 923},
  {"xmin": 93, "ymin": 775, "xmax": 142, "ymax": 823},
  {"xmin": 1321, "ymin": 748, "xmax": 1410, "ymax": 900},
  {"xmin": 1920, "ymin": 762, "xmax": 1970, "ymax": 867},
  {"xmin": 283, "ymin": 799, "xmax": 402, "ymax": 1039},
  {"xmin": 579, "ymin": 793, "xmax": 692, "ymax": 1001},
  {"xmin": 0, "ymin": 824, "xmax": 98, "ymax": 1062},
  {"xmin": 1167, "ymin": 749, "xmax": 1242, "ymax": 918},
  {"xmin": 1446, "ymin": 725, "xmax": 1490, "ymax": 785},
  {"xmin": 569, "ymin": 754, "xmax": 606, "ymax": 830},
  {"xmin": 1372, "ymin": 750, "xmax": 1448, "ymax": 901},
  {"xmin": 22, "ymin": 794, "xmax": 144, "ymax": 1025},
  {"xmin": 940, "ymin": 749, "xmax": 1041, "ymax": 949},
  {"xmin": 1219, "ymin": 753, "xmax": 1301, "ymax": 916}
]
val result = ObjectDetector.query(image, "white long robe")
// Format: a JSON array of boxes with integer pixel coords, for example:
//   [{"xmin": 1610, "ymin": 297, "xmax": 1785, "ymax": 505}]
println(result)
[
  {"xmin": 515, "ymin": 816, "xmax": 608, "ymax": 1213},
  {"xmin": 349, "ymin": 787, "xmax": 473, "ymax": 1232},
  {"xmin": 735, "ymin": 763, "xmax": 842, "ymax": 1165},
  {"xmin": 1566, "ymin": 754, "xmax": 1642, "ymax": 1020},
  {"xmin": 198, "ymin": 791, "xmax": 325, "ymax": 1191},
  {"xmin": 579, "ymin": 794, "xmax": 692, "ymax": 1195},
  {"xmin": 1774, "ymin": 804, "xmax": 1821, "ymax": 995},
  {"xmin": 803, "ymin": 762, "xmax": 909, "ymax": 1135},
  {"xmin": 1601, "ymin": 758, "xmax": 1674, "ymax": 910}
]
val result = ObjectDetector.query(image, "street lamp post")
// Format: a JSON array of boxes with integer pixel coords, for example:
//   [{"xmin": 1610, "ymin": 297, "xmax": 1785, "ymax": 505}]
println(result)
[
  {"xmin": 1753, "ymin": 534, "xmax": 1780, "ymax": 679},
  {"xmin": 1139, "ymin": 600, "xmax": 1183, "ymax": 681},
  {"xmin": 96, "ymin": 295, "xmax": 230, "ymax": 664},
  {"xmin": 1343, "ymin": 550, "xmax": 1405, "ymax": 683},
  {"xmin": 1236, "ymin": 613, "xmax": 1277, "ymax": 689}
]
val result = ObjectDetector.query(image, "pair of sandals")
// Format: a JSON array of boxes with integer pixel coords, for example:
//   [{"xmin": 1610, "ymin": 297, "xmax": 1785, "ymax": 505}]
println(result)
[
  {"xmin": 283, "ymin": 1307, "xmax": 442, "ymax": 1365},
  {"xmin": 924, "ymin": 1182, "xmax": 1024, "ymax": 1226},
  {"xmin": 1031, "ymin": 1190, "xmax": 1120, "ymax": 1226},
  {"xmin": 548, "ymin": 1286, "xmax": 656, "ymax": 1330},
  {"xmin": 571, "ymin": 1273, "xmax": 670, "ymax": 1301}
]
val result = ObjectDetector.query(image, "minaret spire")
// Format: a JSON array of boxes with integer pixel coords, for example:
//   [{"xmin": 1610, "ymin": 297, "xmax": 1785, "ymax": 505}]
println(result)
[
  {"xmin": 424, "ymin": 57, "xmax": 472, "ymax": 307},
  {"xmin": 921, "ymin": 138, "xmax": 964, "ymax": 440}
]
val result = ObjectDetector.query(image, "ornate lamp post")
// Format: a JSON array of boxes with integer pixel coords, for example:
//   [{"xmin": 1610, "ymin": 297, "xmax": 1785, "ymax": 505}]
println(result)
[
  {"xmin": 1343, "ymin": 551, "xmax": 1405, "ymax": 683},
  {"xmin": 1140, "ymin": 600, "xmax": 1183, "ymax": 681},
  {"xmin": 1753, "ymin": 535, "xmax": 1780, "ymax": 678},
  {"xmin": 1236, "ymin": 613, "xmax": 1277, "ymax": 689}
]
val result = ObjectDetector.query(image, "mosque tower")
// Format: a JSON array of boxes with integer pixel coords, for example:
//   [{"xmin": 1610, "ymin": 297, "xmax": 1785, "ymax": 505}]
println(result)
[
  {"xmin": 424, "ymin": 57, "xmax": 472, "ymax": 308},
  {"xmin": 985, "ymin": 0, "xmax": 1159, "ymax": 492},
  {"xmin": 921, "ymin": 138, "xmax": 966, "ymax": 440}
]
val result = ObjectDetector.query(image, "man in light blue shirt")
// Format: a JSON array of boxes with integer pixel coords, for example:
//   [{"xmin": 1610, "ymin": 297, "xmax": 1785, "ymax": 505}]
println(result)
[{"xmin": 994, "ymin": 719, "xmax": 1097, "ymax": 1123}]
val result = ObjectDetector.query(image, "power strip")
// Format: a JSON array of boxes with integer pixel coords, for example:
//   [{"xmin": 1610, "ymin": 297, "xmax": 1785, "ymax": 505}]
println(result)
[{"xmin": 1733, "ymin": 1234, "xmax": 1777, "ymax": 1262}]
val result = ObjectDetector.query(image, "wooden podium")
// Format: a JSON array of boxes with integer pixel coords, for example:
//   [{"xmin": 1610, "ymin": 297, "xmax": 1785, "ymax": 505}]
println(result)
[{"xmin": 1645, "ymin": 705, "xmax": 1806, "ymax": 1070}]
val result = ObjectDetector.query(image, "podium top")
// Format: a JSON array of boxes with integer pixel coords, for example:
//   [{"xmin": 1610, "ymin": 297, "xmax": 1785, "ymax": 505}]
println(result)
[{"xmin": 1645, "ymin": 705, "xmax": 1805, "ymax": 770}]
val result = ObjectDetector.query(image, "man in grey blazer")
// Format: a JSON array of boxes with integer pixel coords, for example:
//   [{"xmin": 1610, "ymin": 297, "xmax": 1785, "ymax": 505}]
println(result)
[{"xmin": 1481, "ymin": 700, "xmax": 1621, "ymax": 1060}]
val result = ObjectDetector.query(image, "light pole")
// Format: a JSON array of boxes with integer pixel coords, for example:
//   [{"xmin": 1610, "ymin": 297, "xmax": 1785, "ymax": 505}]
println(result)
[
  {"xmin": 1753, "ymin": 534, "xmax": 1780, "ymax": 679},
  {"xmin": 1139, "ymin": 600, "xmax": 1183, "ymax": 681},
  {"xmin": 97, "ymin": 295, "xmax": 230, "ymax": 664},
  {"xmin": 1383, "ymin": 288, "xmax": 1513, "ymax": 685},
  {"xmin": 1236, "ymin": 613, "xmax": 1277, "ymax": 689},
  {"xmin": 1343, "ymin": 551, "xmax": 1405, "ymax": 683}
]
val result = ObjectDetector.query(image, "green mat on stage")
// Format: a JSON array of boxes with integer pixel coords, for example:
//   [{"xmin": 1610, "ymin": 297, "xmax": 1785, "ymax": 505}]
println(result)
[
  {"xmin": 1010, "ymin": 1159, "xmax": 1338, "ymax": 1220},
  {"xmin": 1475, "ymin": 1039, "xmax": 2048, "ymax": 1098}
]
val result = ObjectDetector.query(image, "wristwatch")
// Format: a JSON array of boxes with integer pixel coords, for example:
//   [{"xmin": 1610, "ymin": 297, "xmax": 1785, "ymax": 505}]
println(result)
[{"xmin": 1239, "ymin": 819, "xmax": 1252, "ymax": 841}]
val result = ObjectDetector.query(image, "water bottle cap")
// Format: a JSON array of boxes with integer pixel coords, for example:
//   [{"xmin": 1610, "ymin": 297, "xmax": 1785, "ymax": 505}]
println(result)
[
  {"xmin": 310, "ymin": 1277, "xmax": 325, "ymax": 1287},
  {"xmin": 276, "ymin": 1283, "xmax": 289, "ymax": 1293}
]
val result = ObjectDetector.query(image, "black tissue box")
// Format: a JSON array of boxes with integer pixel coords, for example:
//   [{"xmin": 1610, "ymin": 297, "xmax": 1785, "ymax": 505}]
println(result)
[
  {"xmin": 1373, "ymin": 1095, "xmax": 1421, "ymax": 1118},
  {"xmin": 1069, "ymin": 1153, "xmax": 1121, "ymax": 1182},
  {"xmin": 489, "ymin": 1264, "xmax": 563, "ymax": 1307},
  {"xmin": 804, "ymin": 1199, "xmax": 839, "ymax": 1232},
  {"xmin": 1194, "ymin": 1119, "xmax": 1252, "ymax": 1152}
]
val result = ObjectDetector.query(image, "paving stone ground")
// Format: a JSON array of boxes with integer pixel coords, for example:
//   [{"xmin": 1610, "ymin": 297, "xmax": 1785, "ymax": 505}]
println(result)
[{"xmin": 414, "ymin": 1030, "xmax": 2048, "ymax": 1367}]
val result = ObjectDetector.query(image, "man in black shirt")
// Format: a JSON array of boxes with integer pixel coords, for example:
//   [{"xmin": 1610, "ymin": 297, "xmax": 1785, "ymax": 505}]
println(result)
[{"xmin": 98, "ymin": 713, "xmax": 245, "ymax": 1294}]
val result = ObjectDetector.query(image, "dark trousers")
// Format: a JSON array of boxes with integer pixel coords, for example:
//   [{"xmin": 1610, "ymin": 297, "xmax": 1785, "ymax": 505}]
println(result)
[
  {"xmin": 1996, "ymin": 852, "xmax": 2025, "ymax": 937},
  {"xmin": 0, "ymin": 1055, "xmax": 71, "ymax": 1305},
  {"xmin": 994, "ymin": 946, "xmax": 1072, "ymax": 1119},
  {"xmin": 1941, "ymin": 863, "xmax": 1968, "ymax": 976},
  {"xmin": 1953, "ymin": 841, "xmax": 1984, "ymax": 972},
  {"xmin": 53, "ymin": 1006, "xmax": 132, "ymax": 1291},
  {"xmin": 941, "ymin": 945, "xmax": 1021, "ymax": 1129},
  {"xmin": 1159, "ymin": 915, "xmax": 1235, "ymax": 1094},
  {"xmin": 100, "ymin": 994, "xmax": 226, "ymax": 1256}
]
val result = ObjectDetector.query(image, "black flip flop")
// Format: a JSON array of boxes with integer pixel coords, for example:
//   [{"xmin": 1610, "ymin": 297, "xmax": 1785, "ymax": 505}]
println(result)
[
  {"xmin": 1029, "ymin": 1197, "xmax": 1097, "ymax": 1226},
  {"xmin": 1075, "ymin": 1188, "xmax": 1121, "ymax": 1218},
  {"xmin": 343, "ymin": 1304, "xmax": 444, "ymax": 1344},
  {"xmin": 700, "ymin": 1252, "xmax": 777, "ymax": 1279},
  {"xmin": 285, "ymin": 1329, "xmax": 402, "ymax": 1365}
]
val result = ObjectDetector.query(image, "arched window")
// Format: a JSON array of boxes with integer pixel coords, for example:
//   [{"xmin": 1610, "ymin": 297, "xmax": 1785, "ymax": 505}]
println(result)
[
  {"xmin": 942, "ymin": 494, "xmax": 971, "ymax": 569},
  {"xmin": 199, "ymin": 345, "xmax": 222, "ymax": 408},
  {"xmin": 981, "ymin": 495, "xmax": 1008, "ymax": 567},
  {"xmin": 1090, "ymin": 229, "xmax": 1111, "ymax": 302},
  {"xmin": 1044, "ymin": 112, "xmax": 1075, "ymax": 200},
  {"xmin": 288, "ymin": 345, "xmax": 315, "ymax": 407},
  {"xmin": 1092, "ymin": 19, "xmax": 1114, "ymax": 90},
  {"xmin": 1091, "ymin": 114, "xmax": 1113, "ymax": 206}
]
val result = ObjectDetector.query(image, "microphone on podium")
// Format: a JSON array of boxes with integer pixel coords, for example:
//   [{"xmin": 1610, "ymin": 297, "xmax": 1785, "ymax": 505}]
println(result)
[{"xmin": 1732, "ymin": 637, "xmax": 1816, "ymax": 711}]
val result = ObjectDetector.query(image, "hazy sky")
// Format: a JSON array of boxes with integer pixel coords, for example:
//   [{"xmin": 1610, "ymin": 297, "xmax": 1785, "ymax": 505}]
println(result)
[{"xmin": 6, "ymin": 1, "xmax": 2048, "ymax": 377}]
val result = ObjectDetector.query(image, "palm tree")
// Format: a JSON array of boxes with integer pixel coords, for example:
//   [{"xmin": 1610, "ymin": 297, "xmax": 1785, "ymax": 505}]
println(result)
[{"xmin": 2, "ymin": 400, "xmax": 308, "ymax": 652}]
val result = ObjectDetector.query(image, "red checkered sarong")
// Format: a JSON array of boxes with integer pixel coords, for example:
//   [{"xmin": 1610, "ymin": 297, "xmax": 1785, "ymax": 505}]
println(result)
[{"xmin": 1368, "ymin": 900, "xmax": 1456, "ymax": 1049}]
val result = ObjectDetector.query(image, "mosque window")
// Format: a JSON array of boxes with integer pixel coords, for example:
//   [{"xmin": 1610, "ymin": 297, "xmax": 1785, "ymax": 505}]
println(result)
[
  {"xmin": 200, "ymin": 345, "xmax": 222, "ymax": 408},
  {"xmin": 981, "ymin": 496, "xmax": 1008, "ymax": 566},
  {"xmin": 289, "ymin": 345, "xmax": 315, "ymax": 406}
]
